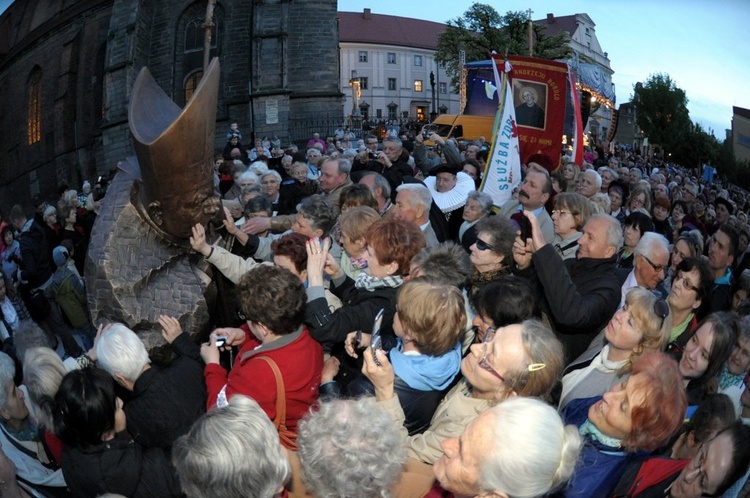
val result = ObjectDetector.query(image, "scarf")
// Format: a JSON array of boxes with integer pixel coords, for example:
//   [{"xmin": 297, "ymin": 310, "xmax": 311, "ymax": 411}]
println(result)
[
  {"xmin": 579, "ymin": 418, "xmax": 623, "ymax": 449},
  {"xmin": 354, "ymin": 272, "xmax": 403, "ymax": 292},
  {"xmin": 718, "ymin": 361, "xmax": 744, "ymax": 391}
]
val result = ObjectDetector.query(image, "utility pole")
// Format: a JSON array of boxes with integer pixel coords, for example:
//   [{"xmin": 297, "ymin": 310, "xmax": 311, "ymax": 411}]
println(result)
[
  {"xmin": 203, "ymin": 0, "xmax": 217, "ymax": 72},
  {"xmin": 527, "ymin": 8, "xmax": 534, "ymax": 57}
]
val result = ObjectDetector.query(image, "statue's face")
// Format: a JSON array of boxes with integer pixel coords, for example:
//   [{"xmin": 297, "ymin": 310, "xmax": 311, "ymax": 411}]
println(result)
[{"xmin": 155, "ymin": 184, "xmax": 221, "ymax": 238}]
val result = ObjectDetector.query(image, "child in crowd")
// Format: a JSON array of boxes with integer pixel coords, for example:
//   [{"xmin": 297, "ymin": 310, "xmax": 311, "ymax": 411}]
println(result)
[{"xmin": 226, "ymin": 121, "xmax": 242, "ymax": 142}]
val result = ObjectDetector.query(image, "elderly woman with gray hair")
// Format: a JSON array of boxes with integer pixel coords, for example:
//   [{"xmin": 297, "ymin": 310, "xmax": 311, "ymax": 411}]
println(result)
[
  {"xmin": 458, "ymin": 191, "xmax": 493, "ymax": 253},
  {"xmin": 431, "ymin": 397, "xmax": 582, "ymax": 498},
  {"xmin": 295, "ymin": 397, "xmax": 406, "ymax": 498},
  {"xmin": 172, "ymin": 395, "xmax": 290, "ymax": 498}
]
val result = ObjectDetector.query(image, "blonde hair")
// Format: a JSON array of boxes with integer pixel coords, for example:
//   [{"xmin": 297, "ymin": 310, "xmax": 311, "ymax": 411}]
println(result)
[
  {"xmin": 396, "ymin": 279, "xmax": 465, "ymax": 356},
  {"xmin": 621, "ymin": 288, "xmax": 671, "ymax": 372},
  {"xmin": 339, "ymin": 206, "xmax": 381, "ymax": 242}
]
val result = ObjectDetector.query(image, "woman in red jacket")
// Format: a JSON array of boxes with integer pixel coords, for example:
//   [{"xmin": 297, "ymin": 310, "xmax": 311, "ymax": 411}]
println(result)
[{"xmin": 201, "ymin": 265, "xmax": 323, "ymax": 446}]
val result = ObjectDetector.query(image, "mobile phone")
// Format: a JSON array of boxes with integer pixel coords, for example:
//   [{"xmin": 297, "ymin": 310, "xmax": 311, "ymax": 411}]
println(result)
[
  {"xmin": 510, "ymin": 212, "xmax": 532, "ymax": 241},
  {"xmin": 215, "ymin": 336, "xmax": 228, "ymax": 348},
  {"xmin": 370, "ymin": 308, "xmax": 385, "ymax": 366}
]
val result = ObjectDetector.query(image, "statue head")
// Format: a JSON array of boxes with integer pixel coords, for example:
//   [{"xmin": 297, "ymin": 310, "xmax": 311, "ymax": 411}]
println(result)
[{"xmin": 128, "ymin": 58, "xmax": 222, "ymax": 241}]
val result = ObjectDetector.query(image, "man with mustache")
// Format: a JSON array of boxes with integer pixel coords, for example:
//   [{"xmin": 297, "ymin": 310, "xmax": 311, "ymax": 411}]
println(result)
[{"xmin": 498, "ymin": 168, "xmax": 555, "ymax": 243}]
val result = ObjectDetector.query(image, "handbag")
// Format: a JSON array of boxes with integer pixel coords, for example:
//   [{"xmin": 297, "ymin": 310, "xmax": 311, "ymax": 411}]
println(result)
[{"xmin": 256, "ymin": 356, "xmax": 298, "ymax": 451}]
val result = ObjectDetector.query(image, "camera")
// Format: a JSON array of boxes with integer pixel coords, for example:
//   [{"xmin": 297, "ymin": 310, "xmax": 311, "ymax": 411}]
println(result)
[
  {"xmin": 215, "ymin": 336, "xmax": 228, "ymax": 348},
  {"xmin": 369, "ymin": 151, "xmax": 380, "ymax": 159}
]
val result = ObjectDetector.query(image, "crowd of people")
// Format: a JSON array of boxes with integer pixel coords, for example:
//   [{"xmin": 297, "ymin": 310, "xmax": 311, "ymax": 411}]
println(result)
[{"xmin": 2, "ymin": 122, "xmax": 750, "ymax": 498}]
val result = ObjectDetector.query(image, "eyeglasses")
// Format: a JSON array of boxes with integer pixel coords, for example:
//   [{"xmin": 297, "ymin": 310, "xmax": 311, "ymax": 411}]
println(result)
[
  {"xmin": 475, "ymin": 238, "xmax": 496, "ymax": 252},
  {"xmin": 478, "ymin": 343, "xmax": 505, "ymax": 381},
  {"xmin": 482, "ymin": 327, "xmax": 496, "ymax": 344},
  {"xmin": 641, "ymin": 254, "xmax": 667, "ymax": 273},
  {"xmin": 675, "ymin": 273, "xmax": 698, "ymax": 292},
  {"xmin": 551, "ymin": 209, "xmax": 573, "ymax": 217},
  {"xmin": 653, "ymin": 298, "xmax": 669, "ymax": 330}
]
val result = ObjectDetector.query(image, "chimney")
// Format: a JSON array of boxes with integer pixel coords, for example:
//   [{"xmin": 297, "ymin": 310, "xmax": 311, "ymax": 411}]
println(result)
[
  {"xmin": 363, "ymin": 8, "xmax": 371, "ymax": 19},
  {"xmin": 547, "ymin": 13, "xmax": 555, "ymax": 24}
]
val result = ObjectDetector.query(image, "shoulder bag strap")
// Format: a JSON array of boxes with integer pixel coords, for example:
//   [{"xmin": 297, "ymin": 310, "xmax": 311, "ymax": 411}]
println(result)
[{"xmin": 256, "ymin": 356, "xmax": 297, "ymax": 451}]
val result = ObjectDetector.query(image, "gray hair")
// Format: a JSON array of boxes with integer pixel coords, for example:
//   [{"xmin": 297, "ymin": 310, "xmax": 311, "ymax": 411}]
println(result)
[
  {"xmin": 479, "ymin": 397, "xmax": 581, "ymax": 497},
  {"xmin": 411, "ymin": 242, "xmax": 473, "ymax": 289},
  {"xmin": 321, "ymin": 157, "xmax": 352, "ymax": 176},
  {"xmin": 95, "ymin": 323, "xmax": 151, "ymax": 385},
  {"xmin": 635, "ymin": 232, "xmax": 669, "ymax": 260},
  {"xmin": 13, "ymin": 320, "xmax": 53, "ymax": 364},
  {"xmin": 297, "ymin": 397, "xmax": 406, "ymax": 498},
  {"xmin": 296, "ymin": 195, "xmax": 337, "ymax": 236},
  {"xmin": 582, "ymin": 169, "xmax": 602, "ymax": 189},
  {"xmin": 599, "ymin": 166, "xmax": 619, "ymax": 180},
  {"xmin": 361, "ymin": 171, "xmax": 391, "ymax": 200},
  {"xmin": 281, "ymin": 154, "xmax": 293, "ymax": 166},
  {"xmin": 396, "ymin": 183, "xmax": 432, "ymax": 212},
  {"xmin": 241, "ymin": 184, "xmax": 263, "ymax": 199},
  {"xmin": 172, "ymin": 395, "xmax": 289, "ymax": 498},
  {"xmin": 43, "ymin": 205, "xmax": 57, "ymax": 219},
  {"xmin": 342, "ymin": 148, "xmax": 358, "ymax": 160},
  {"xmin": 591, "ymin": 213, "xmax": 624, "ymax": 252},
  {"xmin": 383, "ymin": 136, "xmax": 403, "ymax": 148},
  {"xmin": 261, "ymin": 170, "xmax": 282, "ymax": 183},
  {"xmin": 0, "ymin": 352, "xmax": 15, "ymax": 411},
  {"xmin": 23, "ymin": 347, "xmax": 66, "ymax": 428},
  {"xmin": 248, "ymin": 161, "xmax": 269, "ymax": 176},
  {"xmin": 467, "ymin": 191, "xmax": 494, "ymax": 215},
  {"xmin": 238, "ymin": 170, "xmax": 259, "ymax": 185}
]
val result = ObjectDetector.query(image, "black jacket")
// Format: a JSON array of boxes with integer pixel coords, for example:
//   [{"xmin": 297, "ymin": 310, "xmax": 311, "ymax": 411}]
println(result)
[
  {"xmin": 18, "ymin": 219, "xmax": 52, "ymax": 289},
  {"xmin": 124, "ymin": 332, "xmax": 207, "ymax": 450},
  {"xmin": 60, "ymin": 433, "xmax": 181, "ymax": 498},
  {"xmin": 306, "ymin": 276, "xmax": 397, "ymax": 352},
  {"xmin": 523, "ymin": 244, "xmax": 621, "ymax": 362},
  {"xmin": 346, "ymin": 375, "xmax": 446, "ymax": 435}
]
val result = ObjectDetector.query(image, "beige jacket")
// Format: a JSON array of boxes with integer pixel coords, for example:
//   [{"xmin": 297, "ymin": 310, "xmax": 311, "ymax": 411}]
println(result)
[{"xmin": 378, "ymin": 379, "xmax": 491, "ymax": 464}]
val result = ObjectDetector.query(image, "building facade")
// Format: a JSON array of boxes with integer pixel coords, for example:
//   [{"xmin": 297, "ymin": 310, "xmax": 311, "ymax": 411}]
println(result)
[
  {"xmin": 733, "ymin": 106, "xmax": 750, "ymax": 165},
  {"xmin": 536, "ymin": 13, "xmax": 616, "ymax": 144},
  {"xmin": 0, "ymin": 0, "xmax": 341, "ymax": 210},
  {"xmin": 338, "ymin": 9, "xmax": 460, "ymax": 125}
]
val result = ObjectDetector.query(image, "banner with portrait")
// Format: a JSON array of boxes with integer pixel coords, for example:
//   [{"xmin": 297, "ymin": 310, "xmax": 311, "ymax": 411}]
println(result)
[{"xmin": 492, "ymin": 55, "xmax": 569, "ymax": 171}]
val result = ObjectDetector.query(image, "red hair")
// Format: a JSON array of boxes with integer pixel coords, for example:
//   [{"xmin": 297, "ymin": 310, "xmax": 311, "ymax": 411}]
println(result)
[
  {"xmin": 625, "ymin": 352, "xmax": 686, "ymax": 452},
  {"xmin": 365, "ymin": 219, "xmax": 425, "ymax": 276}
]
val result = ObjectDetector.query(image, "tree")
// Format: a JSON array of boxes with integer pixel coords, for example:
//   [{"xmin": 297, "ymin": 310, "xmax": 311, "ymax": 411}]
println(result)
[
  {"xmin": 435, "ymin": 3, "xmax": 571, "ymax": 93},
  {"xmin": 632, "ymin": 73, "xmax": 691, "ymax": 152}
]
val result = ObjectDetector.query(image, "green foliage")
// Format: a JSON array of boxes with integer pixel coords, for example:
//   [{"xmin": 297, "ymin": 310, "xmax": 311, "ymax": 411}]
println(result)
[
  {"xmin": 435, "ymin": 3, "xmax": 571, "ymax": 93},
  {"xmin": 632, "ymin": 73, "xmax": 692, "ymax": 151}
]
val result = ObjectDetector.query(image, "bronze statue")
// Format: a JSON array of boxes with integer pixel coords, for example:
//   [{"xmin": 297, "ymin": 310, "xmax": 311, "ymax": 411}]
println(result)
[{"xmin": 86, "ymin": 58, "xmax": 222, "ymax": 356}]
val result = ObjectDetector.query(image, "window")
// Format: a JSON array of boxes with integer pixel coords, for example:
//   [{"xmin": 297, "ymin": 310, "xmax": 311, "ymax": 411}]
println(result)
[
  {"xmin": 185, "ymin": 19, "xmax": 217, "ymax": 52},
  {"xmin": 184, "ymin": 69, "xmax": 203, "ymax": 102},
  {"xmin": 27, "ymin": 69, "xmax": 42, "ymax": 145},
  {"xmin": 388, "ymin": 78, "xmax": 397, "ymax": 91},
  {"xmin": 360, "ymin": 77, "xmax": 368, "ymax": 90},
  {"xmin": 376, "ymin": 109, "xmax": 382, "ymax": 118},
  {"xmin": 388, "ymin": 105, "xmax": 398, "ymax": 120},
  {"xmin": 414, "ymin": 79, "xmax": 423, "ymax": 92},
  {"xmin": 439, "ymin": 82, "xmax": 447, "ymax": 94},
  {"xmin": 359, "ymin": 51, "xmax": 368, "ymax": 62},
  {"xmin": 414, "ymin": 55, "xmax": 422, "ymax": 66},
  {"xmin": 387, "ymin": 52, "xmax": 396, "ymax": 64}
]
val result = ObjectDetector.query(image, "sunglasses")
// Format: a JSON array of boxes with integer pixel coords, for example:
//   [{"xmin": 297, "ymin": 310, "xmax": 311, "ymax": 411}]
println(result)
[
  {"xmin": 653, "ymin": 298, "xmax": 669, "ymax": 330},
  {"xmin": 475, "ymin": 238, "xmax": 496, "ymax": 252}
]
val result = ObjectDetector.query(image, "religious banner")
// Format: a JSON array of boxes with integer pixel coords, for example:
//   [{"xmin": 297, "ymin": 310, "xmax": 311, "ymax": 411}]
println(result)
[
  {"xmin": 492, "ymin": 54, "xmax": 569, "ymax": 171},
  {"xmin": 568, "ymin": 68, "xmax": 585, "ymax": 166},
  {"xmin": 479, "ymin": 60, "xmax": 521, "ymax": 207}
]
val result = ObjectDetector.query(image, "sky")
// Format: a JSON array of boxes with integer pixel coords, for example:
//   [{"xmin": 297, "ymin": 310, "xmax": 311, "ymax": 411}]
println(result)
[
  {"xmin": 339, "ymin": 0, "xmax": 750, "ymax": 139},
  {"xmin": 2, "ymin": 0, "xmax": 747, "ymax": 137}
]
